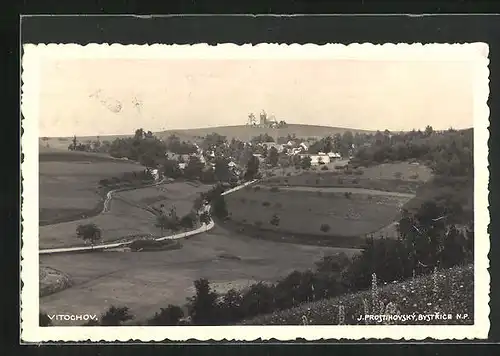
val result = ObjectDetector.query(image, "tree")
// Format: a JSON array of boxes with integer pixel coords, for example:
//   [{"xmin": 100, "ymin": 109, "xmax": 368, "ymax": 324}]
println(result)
[
  {"xmin": 300, "ymin": 156, "xmax": 312, "ymax": 170},
  {"xmin": 214, "ymin": 157, "xmax": 231, "ymax": 182},
  {"xmin": 180, "ymin": 213, "xmax": 196, "ymax": 230},
  {"xmin": 212, "ymin": 196, "xmax": 228, "ymax": 220},
  {"xmin": 270, "ymin": 213, "xmax": 280, "ymax": 226},
  {"xmin": 76, "ymin": 223, "xmax": 102, "ymax": 248},
  {"xmin": 147, "ymin": 305, "xmax": 184, "ymax": 326},
  {"xmin": 100, "ymin": 306, "xmax": 134, "ymax": 326},
  {"xmin": 240, "ymin": 282, "xmax": 276, "ymax": 318},
  {"xmin": 320, "ymin": 223, "xmax": 330, "ymax": 233},
  {"xmin": 184, "ymin": 156, "xmax": 205, "ymax": 180},
  {"xmin": 163, "ymin": 159, "xmax": 183, "ymax": 179},
  {"xmin": 267, "ymin": 147, "xmax": 279, "ymax": 167},
  {"xmin": 134, "ymin": 128, "xmax": 145, "ymax": 140},
  {"xmin": 244, "ymin": 156, "xmax": 260, "ymax": 181},
  {"xmin": 425, "ymin": 125, "xmax": 434, "ymax": 137},
  {"xmin": 218, "ymin": 289, "xmax": 244, "ymax": 323},
  {"xmin": 155, "ymin": 214, "xmax": 170, "ymax": 236},
  {"xmin": 199, "ymin": 211, "xmax": 212, "ymax": 225},
  {"xmin": 187, "ymin": 278, "xmax": 220, "ymax": 325}
]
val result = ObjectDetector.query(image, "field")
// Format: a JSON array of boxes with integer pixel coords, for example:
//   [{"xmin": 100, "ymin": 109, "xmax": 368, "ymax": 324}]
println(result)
[
  {"xmin": 115, "ymin": 181, "xmax": 209, "ymax": 217},
  {"xmin": 266, "ymin": 162, "xmax": 433, "ymax": 194},
  {"xmin": 39, "ymin": 150, "xmax": 146, "ymax": 225},
  {"xmin": 39, "ymin": 181, "xmax": 213, "ymax": 250},
  {"xmin": 225, "ymin": 186, "xmax": 413, "ymax": 247},
  {"xmin": 39, "ymin": 225, "xmax": 361, "ymax": 325},
  {"xmin": 242, "ymin": 264, "xmax": 474, "ymax": 325}
]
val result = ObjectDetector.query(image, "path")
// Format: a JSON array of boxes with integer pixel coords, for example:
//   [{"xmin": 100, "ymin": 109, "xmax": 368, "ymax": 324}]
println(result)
[{"xmin": 265, "ymin": 185, "xmax": 416, "ymax": 198}]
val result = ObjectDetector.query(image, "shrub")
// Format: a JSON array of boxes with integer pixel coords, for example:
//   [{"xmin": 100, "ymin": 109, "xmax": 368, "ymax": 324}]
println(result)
[
  {"xmin": 262, "ymin": 201, "xmax": 271, "ymax": 207},
  {"xmin": 352, "ymin": 178, "xmax": 359, "ymax": 184},
  {"xmin": 338, "ymin": 178, "xmax": 344, "ymax": 184},
  {"xmin": 321, "ymin": 166, "xmax": 329, "ymax": 171},
  {"xmin": 335, "ymin": 165, "xmax": 344, "ymax": 170},
  {"xmin": 344, "ymin": 192, "xmax": 352, "ymax": 199},
  {"xmin": 100, "ymin": 306, "xmax": 134, "ymax": 326},
  {"xmin": 320, "ymin": 224, "xmax": 330, "ymax": 233},
  {"xmin": 129, "ymin": 239, "xmax": 182, "ymax": 252},
  {"xmin": 147, "ymin": 305, "xmax": 184, "ymax": 326},
  {"xmin": 270, "ymin": 214, "xmax": 280, "ymax": 226},
  {"xmin": 270, "ymin": 187, "xmax": 280, "ymax": 192},
  {"xmin": 286, "ymin": 172, "xmax": 292, "ymax": 176}
]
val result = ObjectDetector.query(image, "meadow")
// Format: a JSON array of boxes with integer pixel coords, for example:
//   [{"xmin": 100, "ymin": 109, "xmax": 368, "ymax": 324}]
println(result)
[
  {"xmin": 39, "ymin": 150, "xmax": 145, "ymax": 225},
  {"xmin": 39, "ymin": 225, "xmax": 361, "ymax": 325},
  {"xmin": 266, "ymin": 162, "xmax": 433, "ymax": 194},
  {"xmin": 242, "ymin": 264, "xmax": 473, "ymax": 325},
  {"xmin": 224, "ymin": 185, "xmax": 413, "ymax": 247},
  {"xmin": 39, "ymin": 181, "xmax": 212, "ymax": 249}
]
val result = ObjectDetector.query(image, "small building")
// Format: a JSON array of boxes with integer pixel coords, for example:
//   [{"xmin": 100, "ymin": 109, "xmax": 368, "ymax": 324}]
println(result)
[{"xmin": 327, "ymin": 152, "xmax": 342, "ymax": 159}]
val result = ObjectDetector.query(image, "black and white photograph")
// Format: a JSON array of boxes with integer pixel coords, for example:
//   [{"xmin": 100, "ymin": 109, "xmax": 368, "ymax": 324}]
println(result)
[{"xmin": 20, "ymin": 42, "xmax": 490, "ymax": 341}]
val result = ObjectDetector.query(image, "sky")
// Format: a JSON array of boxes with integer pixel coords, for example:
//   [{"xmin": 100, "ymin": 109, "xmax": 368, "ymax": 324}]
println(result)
[{"xmin": 38, "ymin": 58, "xmax": 475, "ymax": 137}]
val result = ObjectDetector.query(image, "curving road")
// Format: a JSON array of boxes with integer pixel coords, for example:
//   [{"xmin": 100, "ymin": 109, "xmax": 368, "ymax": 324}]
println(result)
[{"xmin": 39, "ymin": 179, "xmax": 259, "ymax": 255}]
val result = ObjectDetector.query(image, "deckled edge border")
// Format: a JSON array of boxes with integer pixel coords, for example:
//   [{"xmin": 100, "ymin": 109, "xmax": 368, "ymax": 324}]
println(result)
[{"xmin": 20, "ymin": 42, "xmax": 491, "ymax": 343}]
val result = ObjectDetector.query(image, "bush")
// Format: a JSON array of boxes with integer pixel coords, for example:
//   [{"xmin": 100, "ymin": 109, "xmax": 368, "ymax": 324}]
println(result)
[
  {"xmin": 147, "ymin": 305, "xmax": 184, "ymax": 326},
  {"xmin": 100, "ymin": 306, "xmax": 134, "ymax": 326},
  {"xmin": 320, "ymin": 224, "xmax": 331, "ymax": 233},
  {"xmin": 262, "ymin": 201, "xmax": 271, "ymax": 207},
  {"xmin": 338, "ymin": 178, "xmax": 344, "ymax": 184},
  {"xmin": 344, "ymin": 192, "xmax": 352, "ymax": 199},
  {"xmin": 129, "ymin": 239, "xmax": 182, "ymax": 252},
  {"xmin": 321, "ymin": 166, "xmax": 329, "ymax": 171},
  {"xmin": 352, "ymin": 178, "xmax": 359, "ymax": 184},
  {"xmin": 270, "ymin": 187, "xmax": 280, "ymax": 192}
]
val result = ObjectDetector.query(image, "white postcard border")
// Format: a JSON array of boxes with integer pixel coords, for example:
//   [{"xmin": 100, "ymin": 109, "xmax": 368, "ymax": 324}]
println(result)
[{"xmin": 21, "ymin": 42, "xmax": 490, "ymax": 342}]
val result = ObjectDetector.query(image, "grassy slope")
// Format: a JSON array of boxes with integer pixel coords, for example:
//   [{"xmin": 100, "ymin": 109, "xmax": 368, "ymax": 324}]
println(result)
[
  {"xmin": 242, "ymin": 264, "xmax": 473, "ymax": 325},
  {"xmin": 156, "ymin": 124, "xmax": 374, "ymax": 142},
  {"xmin": 40, "ymin": 124, "xmax": 375, "ymax": 146}
]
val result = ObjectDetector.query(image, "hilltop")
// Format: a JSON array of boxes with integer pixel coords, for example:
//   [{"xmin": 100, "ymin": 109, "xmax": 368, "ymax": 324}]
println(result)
[
  {"xmin": 40, "ymin": 124, "xmax": 375, "ymax": 150},
  {"xmin": 155, "ymin": 124, "xmax": 375, "ymax": 142}
]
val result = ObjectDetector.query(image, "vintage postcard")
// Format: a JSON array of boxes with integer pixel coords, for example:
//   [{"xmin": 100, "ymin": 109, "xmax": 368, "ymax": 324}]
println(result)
[{"xmin": 21, "ymin": 43, "xmax": 490, "ymax": 342}]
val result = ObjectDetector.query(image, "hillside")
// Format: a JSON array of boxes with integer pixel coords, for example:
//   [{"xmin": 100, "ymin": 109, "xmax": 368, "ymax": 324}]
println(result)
[
  {"xmin": 241, "ymin": 264, "xmax": 473, "ymax": 325},
  {"xmin": 156, "ymin": 124, "xmax": 375, "ymax": 142},
  {"xmin": 40, "ymin": 124, "xmax": 375, "ymax": 148}
]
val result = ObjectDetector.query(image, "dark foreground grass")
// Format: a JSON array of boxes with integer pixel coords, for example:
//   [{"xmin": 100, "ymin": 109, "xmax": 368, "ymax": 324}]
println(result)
[{"xmin": 242, "ymin": 264, "xmax": 473, "ymax": 325}]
